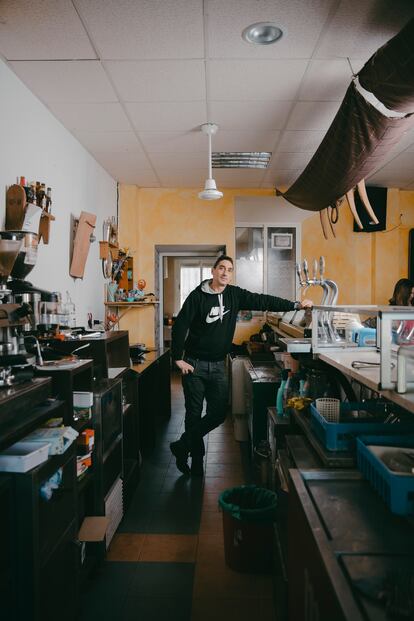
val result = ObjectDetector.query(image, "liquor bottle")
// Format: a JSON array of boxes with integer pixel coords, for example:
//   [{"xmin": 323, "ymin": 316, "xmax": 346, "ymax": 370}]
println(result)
[
  {"xmin": 282, "ymin": 371, "xmax": 293, "ymax": 416},
  {"xmin": 276, "ymin": 369, "xmax": 289, "ymax": 416},
  {"xmin": 39, "ymin": 183, "xmax": 46, "ymax": 209},
  {"xmin": 28, "ymin": 182, "xmax": 37, "ymax": 204},
  {"xmin": 46, "ymin": 187, "xmax": 52, "ymax": 211},
  {"xmin": 35, "ymin": 181, "xmax": 41, "ymax": 206}
]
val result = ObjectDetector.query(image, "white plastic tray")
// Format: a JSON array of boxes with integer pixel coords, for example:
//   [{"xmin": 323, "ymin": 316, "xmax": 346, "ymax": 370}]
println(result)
[{"xmin": 0, "ymin": 441, "xmax": 51, "ymax": 472}]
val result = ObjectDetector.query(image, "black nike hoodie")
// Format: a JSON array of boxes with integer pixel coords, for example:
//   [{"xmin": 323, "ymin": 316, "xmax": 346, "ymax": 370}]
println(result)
[{"xmin": 171, "ymin": 279, "xmax": 295, "ymax": 362}]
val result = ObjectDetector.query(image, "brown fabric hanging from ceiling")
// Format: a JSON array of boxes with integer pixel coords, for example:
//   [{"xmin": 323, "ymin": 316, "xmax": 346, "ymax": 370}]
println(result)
[{"xmin": 279, "ymin": 18, "xmax": 414, "ymax": 213}]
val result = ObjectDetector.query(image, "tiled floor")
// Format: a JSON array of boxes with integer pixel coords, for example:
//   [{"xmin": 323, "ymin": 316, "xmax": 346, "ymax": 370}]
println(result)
[{"xmin": 79, "ymin": 373, "xmax": 275, "ymax": 620}]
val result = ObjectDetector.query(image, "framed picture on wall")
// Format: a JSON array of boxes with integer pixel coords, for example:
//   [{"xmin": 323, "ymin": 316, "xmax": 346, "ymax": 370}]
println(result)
[{"xmin": 271, "ymin": 232, "xmax": 293, "ymax": 249}]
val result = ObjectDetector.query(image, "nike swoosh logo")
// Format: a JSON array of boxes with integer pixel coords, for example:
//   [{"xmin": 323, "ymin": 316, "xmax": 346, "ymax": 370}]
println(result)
[{"xmin": 206, "ymin": 309, "xmax": 230, "ymax": 323}]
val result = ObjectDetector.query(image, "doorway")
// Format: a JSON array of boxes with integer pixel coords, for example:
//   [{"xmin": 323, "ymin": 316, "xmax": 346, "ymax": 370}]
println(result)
[{"xmin": 155, "ymin": 245, "xmax": 226, "ymax": 349}]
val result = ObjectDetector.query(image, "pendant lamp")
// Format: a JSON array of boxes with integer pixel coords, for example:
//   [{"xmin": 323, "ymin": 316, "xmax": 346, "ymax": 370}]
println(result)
[{"xmin": 198, "ymin": 123, "xmax": 223, "ymax": 200}]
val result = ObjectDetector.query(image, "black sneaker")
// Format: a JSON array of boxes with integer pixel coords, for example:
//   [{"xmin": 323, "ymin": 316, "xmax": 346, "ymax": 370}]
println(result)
[
  {"xmin": 191, "ymin": 457, "xmax": 204, "ymax": 477},
  {"xmin": 170, "ymin": 440, "xmax": 190, "ymax": 475}
]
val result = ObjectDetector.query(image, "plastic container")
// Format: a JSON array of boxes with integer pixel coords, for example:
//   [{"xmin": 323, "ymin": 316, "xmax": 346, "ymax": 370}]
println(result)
[
  {"xmin": 73, "ymin": 391, "xmax": 94, "ymax": 408},
  {"xmin": 218, "ymin": 485, "xmax": 277, "ymax": 573},
  {"xmin": 357, "ymin": 434, "xmax": 414, "ymax": 516},
  {"xmin": 310, "ymin": 401, "xmax": 412, "ymax": 452},
  {"xmin": 354, "ymin": 327, "xmax": 377, "ymax": 347},
  {"xmin": 0, "ymin": 441, "xmax": 50, "ymax": 472}
]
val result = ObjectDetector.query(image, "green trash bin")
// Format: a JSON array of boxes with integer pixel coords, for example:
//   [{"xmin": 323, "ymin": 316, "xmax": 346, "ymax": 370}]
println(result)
[{"xmin": 218, "ymin": 485, "xmax": 277, "ymax": 573}]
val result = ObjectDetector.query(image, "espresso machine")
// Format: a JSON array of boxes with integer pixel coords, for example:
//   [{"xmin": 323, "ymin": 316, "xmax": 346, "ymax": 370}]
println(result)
[
  {"xmin": 0, "ymin": 231, "xmax": 34, "ymax": 386},
  {"xmin": 6, "ymin": 230, "xmax": 64, "ymax": 332}
]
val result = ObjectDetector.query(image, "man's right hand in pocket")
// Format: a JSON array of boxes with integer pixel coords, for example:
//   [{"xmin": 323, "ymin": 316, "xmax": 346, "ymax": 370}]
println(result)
[{"xmin": 175, "ymin": 360, "xmax": 194, "ymax": 375}]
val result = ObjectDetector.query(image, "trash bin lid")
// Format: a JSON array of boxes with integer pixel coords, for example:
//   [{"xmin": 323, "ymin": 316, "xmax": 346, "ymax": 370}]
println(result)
[{"xmin": 218, "ymin": 485, "xmax": 277, "ymax": 522}]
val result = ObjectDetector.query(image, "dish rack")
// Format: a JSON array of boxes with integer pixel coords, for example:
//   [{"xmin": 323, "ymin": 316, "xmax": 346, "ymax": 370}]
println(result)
[
  {"xmin": 357, "ymin": 434, "xmax": 414, "ymax": 516},
  {"xmin": 310, "ymin": 401, "xmax": 413, "ymax": 452}
]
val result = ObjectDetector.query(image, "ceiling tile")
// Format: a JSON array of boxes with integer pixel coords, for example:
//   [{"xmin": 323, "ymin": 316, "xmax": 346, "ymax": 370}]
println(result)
[
  {"xmin": 0, "ymin": 0, "xmax": 96, "ymax": 60},
  {"xmin": 315, "ymin": 0, "xmax": 414, "ymax": 58},
  {"xmin": 262, "ymin": 169, "xmax": 302, "ymax": 187},
  {"xmin": 276, "ymin": 130, "xmax": 326, "ymax": 152},
  {"xmin": 9, "ymin": 61, "xmax": 117, "ymax": 103},
  {"xmin": 210, "ymin": 101, "xmax": 292, "ymax": 131},
  {"xmin": 206, "ymin": 0, "xmax": 334, "ymax": 59},
  {"xmin": 95, "ymin": 154, "xmax": 160, "ymax": 185},
  {"xmin": 94, "ymin": 149, "xmax": 153, "ymax": 170},
  {"xmin": 366, "ymin": 171, "xmax": 414, "ymax": 188},
  {"xmin": 213, "ymin": 130, "xmax": 279, "ymax": 152},
  {"xmin": 158, "ymin": 170, "xmax": 207, "ymax": 187},
  {"xmin": 149, "ymin": 153, "xmax": 207, "ymax": 170},
  {"xmin": 299, "ymin": 60, "xmax": 353, "ymax": 101},
  {"xmin": 105, "ymin": 60, "xmax": 206, "ymax": 102},
  {"xmin": 375, "ymin": 152, "xmax": 414, "ymax": 173},
  {"xmin": 213, "ymin": 169, "xmax": 265, "ymax": 188},
  {"xmin": 208, "ymin": 60, "xmax": 308, "ymax": 101},
  {"xmin": 268, "ymin": 152, "xmax": 313, "ymax": 171},
  {"xmin": 73, "ymin": 131, "xmax": 144, "ymax": 153},
  {"xmin": 287, "ymin": 101, "xmax": 340, "ymax": 130},
  {"xmin": 75, "ymin": 0, "xmax": 204, "ymax": 59},
  {"xmin": 48, "ymin": 102, "xmax": 131, "ymax": 131},
  {"xmin": 126, "ymin": 102, "xmax": 206, "ymax": 131},
  {"xmin": 138, "ymin": 131, "xmax": 207, "ymax": 153}
]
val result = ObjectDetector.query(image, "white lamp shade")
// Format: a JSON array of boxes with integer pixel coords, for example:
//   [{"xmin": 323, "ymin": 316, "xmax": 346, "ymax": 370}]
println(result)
[{"xmin": 198, "ymin": 178, "xmax": 223, "ymax": 200}]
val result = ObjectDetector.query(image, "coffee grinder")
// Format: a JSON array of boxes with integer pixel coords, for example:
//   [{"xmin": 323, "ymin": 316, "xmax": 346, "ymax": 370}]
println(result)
[
  {"xmin": 0, "ymin": 231, "xmax": 34, "ymax": 386},
  {"xmin": 6, "ymin": 230, "xmax": 64, "ymax": 332}
]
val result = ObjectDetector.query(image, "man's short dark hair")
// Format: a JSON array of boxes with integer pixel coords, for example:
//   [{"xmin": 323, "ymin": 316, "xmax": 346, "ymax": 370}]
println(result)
[{"xmin": 213, "ymin": 255, "xmax": 234, "ymax": 269}]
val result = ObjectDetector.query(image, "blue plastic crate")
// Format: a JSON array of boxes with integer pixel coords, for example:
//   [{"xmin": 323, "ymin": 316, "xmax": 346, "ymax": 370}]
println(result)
[
  {"xmin": 356, "ymin": 435, "xmax": 414, "ymax": 516},
  {"xmin": 310, "ymin": 401, "xmax": 412, "ymax": 452}
]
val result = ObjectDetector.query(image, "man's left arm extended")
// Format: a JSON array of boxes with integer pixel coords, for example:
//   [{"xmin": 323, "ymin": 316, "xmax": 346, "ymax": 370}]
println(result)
[{"xmin": 238, "ymin": 288, "xmax": 312, "ymax": 312}]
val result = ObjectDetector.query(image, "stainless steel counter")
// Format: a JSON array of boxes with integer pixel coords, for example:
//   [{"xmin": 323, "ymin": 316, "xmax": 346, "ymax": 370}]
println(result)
[{"xmin": 318, "ymin": 350, "xmax": 414, "ymax": 414}]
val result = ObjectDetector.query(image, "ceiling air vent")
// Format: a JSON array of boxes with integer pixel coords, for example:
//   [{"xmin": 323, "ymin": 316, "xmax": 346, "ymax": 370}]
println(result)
[{"xmin": 212, "ymin": 152, "xmax": 271, "ymax": 169}]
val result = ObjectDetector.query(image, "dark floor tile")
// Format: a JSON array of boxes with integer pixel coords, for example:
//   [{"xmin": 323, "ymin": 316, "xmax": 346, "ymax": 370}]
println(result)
[
  {"xmin": 161, "ymin": 473, "xmax": 204, "ymax": 491},
  {"xmin": 129, "ymin": 562, "xmax": 195, "ymax": 598},
  {"xmin": 118, "ymin": 495, "xmax": 160, "ymax": 532},
  {"xmin": 79, "ymin": 561, "xmax": 137, "ymax": 618},
  {"xmin": 122, "ymin": 597, "xmax": 192, "ymax": 621},
  {"xmin": 132, "ymin": 473, "xmax": 166, "ymax": 494},
  {"xmin": 142, "ymin": 490, "xmax": 202, "ymax": 533},
  {"xmin": 123, "ymin": 597, "xmax": 190, "ymax": 621}
]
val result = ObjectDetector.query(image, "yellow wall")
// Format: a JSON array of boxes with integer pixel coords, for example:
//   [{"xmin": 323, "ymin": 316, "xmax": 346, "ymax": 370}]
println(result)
[
  {"xmin": 118, "ymin": 186, "xmax": 273, "ymax": 346},
  {"xmin": 301, "ymin": 189, "xmax": 414, "ymax": 305},
  {"xmin": 119, "ymin": 185, "xmax": 414, "ymax": 346}
]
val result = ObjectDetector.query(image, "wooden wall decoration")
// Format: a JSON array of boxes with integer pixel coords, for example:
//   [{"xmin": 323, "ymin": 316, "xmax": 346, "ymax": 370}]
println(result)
[{"xmin": 69, "ymin": 211, "xmax": 97, "ymax": 279}]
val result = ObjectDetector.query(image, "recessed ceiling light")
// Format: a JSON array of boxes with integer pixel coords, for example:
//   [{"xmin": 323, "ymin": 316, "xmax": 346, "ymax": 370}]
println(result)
[{"xmin": 242, "ymin": 22, "xmax": 283, "ymax": 45}]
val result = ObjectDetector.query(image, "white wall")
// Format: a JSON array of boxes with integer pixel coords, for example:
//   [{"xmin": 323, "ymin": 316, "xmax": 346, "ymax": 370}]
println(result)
[{"xmin": 0, "ymin": 60, "xmax": 117, "ymax": 326}]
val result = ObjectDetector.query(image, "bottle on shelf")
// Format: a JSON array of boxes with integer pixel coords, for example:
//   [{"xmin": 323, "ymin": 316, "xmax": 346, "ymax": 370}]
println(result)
[
  {"xmin": 276, "ymin": 369, "xmax": 289, "ymax": 416},
  {"xmin": 45, "ymin": 187, "xmax": 52, "ymax": 211},
  {"xmin": 282, "ymin": 371, "xmax": 294, "ymax": 417}
]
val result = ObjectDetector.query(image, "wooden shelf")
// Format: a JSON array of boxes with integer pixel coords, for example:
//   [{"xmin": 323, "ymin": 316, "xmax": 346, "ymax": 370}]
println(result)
[
  {"xmin": 104, "ymin": 301, "xmax": 159, "ymax": 306},
  {"xmin": 99, "ymin": 241, "xmax": 119, "ymax": 260}
]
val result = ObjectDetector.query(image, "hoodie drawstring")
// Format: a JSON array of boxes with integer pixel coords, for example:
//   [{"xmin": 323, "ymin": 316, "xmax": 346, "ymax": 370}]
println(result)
[{"xmin": 218, "ymin": 293, "xmax": 224, "ymax": 322}]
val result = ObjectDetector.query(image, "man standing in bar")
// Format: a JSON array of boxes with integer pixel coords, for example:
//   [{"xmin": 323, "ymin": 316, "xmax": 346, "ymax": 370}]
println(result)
[{"xmin": 170, "ymin": 255, "xmax": 312, "ymax": 476}]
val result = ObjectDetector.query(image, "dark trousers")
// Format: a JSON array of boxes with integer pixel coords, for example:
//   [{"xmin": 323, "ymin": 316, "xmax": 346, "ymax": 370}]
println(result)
[{"xmin": 180, "ymin": 358, "xmax": 228, "ymax": 459}]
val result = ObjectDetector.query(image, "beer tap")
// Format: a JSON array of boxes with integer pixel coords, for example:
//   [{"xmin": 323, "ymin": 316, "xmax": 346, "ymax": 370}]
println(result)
[
  {"xmin": 300, "ymin": 258, "xmax": 329, "ymax": 341},
  {"xmin": 319, "ymin": 256, "xmax": 342, "ymax": 342}
]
